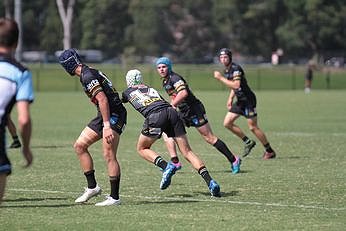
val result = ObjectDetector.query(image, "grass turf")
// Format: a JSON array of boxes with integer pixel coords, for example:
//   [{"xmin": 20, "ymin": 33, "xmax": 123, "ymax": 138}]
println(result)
[{"xmin": 1, "ymin": 90, "xmax": 345, "ymax": 230}]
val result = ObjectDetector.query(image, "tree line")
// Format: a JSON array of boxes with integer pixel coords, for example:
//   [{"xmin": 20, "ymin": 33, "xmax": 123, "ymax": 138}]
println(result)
[{"xmin": 1, "ymin": 0, "xmax": 345, "ymax": 63}]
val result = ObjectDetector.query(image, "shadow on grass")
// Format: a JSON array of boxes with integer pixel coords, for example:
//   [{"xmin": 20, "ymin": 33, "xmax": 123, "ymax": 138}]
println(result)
[
  {"xmin": 135, "ymin": 199, "xmax": 200, "ymax": 205},
  {"xmin": 1, "ymin": 196, "xmax": 77, "ymax": 208},
  {"xmin": 31, "ymin": 145, "xmax": 70, "ymax": 149}
]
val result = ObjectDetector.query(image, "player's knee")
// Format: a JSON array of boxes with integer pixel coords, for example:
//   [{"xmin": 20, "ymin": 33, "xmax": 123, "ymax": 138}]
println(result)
[
  {"xmin": 224, "ymin": 121, "xmax": 233, "ymax": 129},
  {"xmin": 102, "ymin": 150, "xmax": 115, "ymax": 162},
  {"xmin": 73, "ymin": 141, "xmax": 87, "ymax": 155},
  {"xmin": 249, "ymin": 126, "xmax": 258, "ymax": 133}
]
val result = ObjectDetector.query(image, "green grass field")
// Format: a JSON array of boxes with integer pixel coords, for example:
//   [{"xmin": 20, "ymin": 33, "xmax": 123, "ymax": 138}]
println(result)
[{"xmin": 1, "ymin": 90, "xmax": 346, "ymax": 230}]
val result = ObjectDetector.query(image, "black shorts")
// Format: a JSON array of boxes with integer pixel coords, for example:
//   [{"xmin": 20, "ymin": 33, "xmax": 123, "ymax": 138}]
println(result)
[
  {"xmin": 0, "ymin": 126, "xmax": 11, "ymax": 175},
  {"xmin": 88, "ymin": 109, "xmax": 127, "ymax": 136},
  {"xmin": 179, "ymin": 101, "xmax": 208, "ymax": 128},
  {"xmin": 230, "ymin": 102, "xmax": 257, "ymax": 118},
  {"xmin": 142, "ymin": 107, "xmax": 186, "ymax": 138}
]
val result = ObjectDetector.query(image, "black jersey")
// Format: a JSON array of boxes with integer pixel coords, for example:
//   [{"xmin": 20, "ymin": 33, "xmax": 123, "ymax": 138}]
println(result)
[
  {"xmin": 162, "ymin": 72, "xmax": 201, "ymax": 112},
  {"xmin": 122, "ymin": 85, "xmax": 170, "ymax": 117},
  {"xmin": 80, "ymin": 65, "xmax": 125, "ymax": 113},
  {"xmin": 224, "ymin": 63, "xmax": 256, "ymax": 104}
]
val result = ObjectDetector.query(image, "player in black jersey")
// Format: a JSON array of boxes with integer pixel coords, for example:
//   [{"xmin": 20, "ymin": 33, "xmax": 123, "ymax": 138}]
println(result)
[
  {"xmin": 59, "ymin": 49, "xmax": 127, "ymax": 206},
  {"xmin": 122, "ymin": 69, "xmax": 221, "ymax": 197},
  {"xmin": 214, "ymin": 48, "xmax": 276, "ymax": 159},
  {"xmin": 155, "ymin": 57, "xmax": 241, "ymax": 174}
]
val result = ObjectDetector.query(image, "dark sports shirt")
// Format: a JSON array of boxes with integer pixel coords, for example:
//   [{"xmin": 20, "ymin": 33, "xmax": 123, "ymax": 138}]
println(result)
[
  {"xmin": 122, "ymin": 85, "xmax": 170, "ymax": 118},
  {"xmin": 80, "ymin": 64, "xmax": 125, "ymax": 113},
  {"xmin": 224, "ymin": 63, "xmax": 255, "ymax": 103},
  {"xmin": 162, "ymin": 72, "xmax": 201, "ymax": 112}
]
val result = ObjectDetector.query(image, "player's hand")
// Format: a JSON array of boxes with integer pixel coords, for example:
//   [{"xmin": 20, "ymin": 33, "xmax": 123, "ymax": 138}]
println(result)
[
  {"xmin": 22, "ymin": 147, "xmax": 33, "ymax": 168},
  {"xmin": 103, "ymin": 127, "xmax": 114, "ymax": 144},
  {"xmin": 214, "ymin": 71, "xmax": 223, "ymax": 80}
]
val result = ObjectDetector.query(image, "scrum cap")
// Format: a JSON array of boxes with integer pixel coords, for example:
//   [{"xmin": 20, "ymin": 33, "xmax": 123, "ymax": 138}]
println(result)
[
  {"xmin": 58, "ymin": 48, "xmax": 82, "ymax": 75},
  {"xmin": 155, "ymin": 57, "xmax": 172, "ymax": 73},
  {"xmin": 126, "ymin": 69, "xmax": 143, "ymax": 87},
  {"xmin": 218, "ymin": 48, "xmax": 232, "ymax": 58}
]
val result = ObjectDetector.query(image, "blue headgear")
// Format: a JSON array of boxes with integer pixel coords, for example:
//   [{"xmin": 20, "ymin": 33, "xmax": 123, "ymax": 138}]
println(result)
[
  {"xmin": 155, "ymin": 57, "xmax": 172, "ymax": 73},
  {"xmin": 58, "ymin": 48, "xmax": 82, "ymax": 76}
]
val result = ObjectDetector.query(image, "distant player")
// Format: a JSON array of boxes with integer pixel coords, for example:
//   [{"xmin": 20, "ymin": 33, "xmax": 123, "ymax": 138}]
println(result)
[
  {"xmin": 213, "ymin": 48, "xmax": 276, "ymax": 159},
  {"xmin": 0, "ymin": 18, "xmax": 34, "ymax": 204},
  {"xmin": 59, "ymin": 49, "xmax": 126, "ymax": 206},
  {"xmin": 122, "ymin": 69, "xmax": 221, "ymax": 197},
  {"xmin": 155, "ymin": 57, "xmax": 241, "ymax": 174}
]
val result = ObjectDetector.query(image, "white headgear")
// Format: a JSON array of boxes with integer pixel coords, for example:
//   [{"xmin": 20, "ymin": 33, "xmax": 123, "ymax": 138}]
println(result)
[{"xmin": 126, "ymin": 69, "xmax": 143, "ymax": 87}]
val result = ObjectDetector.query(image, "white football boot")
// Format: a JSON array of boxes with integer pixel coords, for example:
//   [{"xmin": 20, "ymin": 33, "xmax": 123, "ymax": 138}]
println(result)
[
  {"xmin": 95, "ymin": 196, "xmax": 121, "ymax": 206},
  {"xmin": 75, "ymin": 185, "xmax": 102, "ymax": 203}
]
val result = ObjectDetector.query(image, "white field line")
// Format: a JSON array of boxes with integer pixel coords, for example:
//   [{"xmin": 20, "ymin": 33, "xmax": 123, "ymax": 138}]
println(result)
[{"xmin": 8, "ymin": 188, "xmax": 345, "ymax": 211}]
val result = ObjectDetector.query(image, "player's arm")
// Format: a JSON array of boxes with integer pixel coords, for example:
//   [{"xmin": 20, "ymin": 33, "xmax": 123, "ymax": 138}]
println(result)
[
  {"xmin": 94, "ymin": 91, "xmax": 113, "ymax": 144},
  {"xmin": 16, "ymin": 100, "xmax": 33, "ymax": 167},
  {"xmin": 227, "ymin": 90, "xmax": 235, "ymax": 110},
  {"xmin": 171, "ymin": 89, "xmax": 188, "ymax": 108},
  {"xmin": 213, "ymin": 71, "xmax": 240, "ymax": 89}
]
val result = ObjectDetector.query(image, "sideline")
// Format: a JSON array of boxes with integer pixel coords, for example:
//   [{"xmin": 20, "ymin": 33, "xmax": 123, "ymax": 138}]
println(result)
[{"xmin": 8, "ymin": 188, "xmax": 345, "ymax": 211}]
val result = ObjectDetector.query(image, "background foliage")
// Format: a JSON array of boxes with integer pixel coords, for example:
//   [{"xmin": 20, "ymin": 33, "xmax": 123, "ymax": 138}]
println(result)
[{"xmin": 1, "ymin": 0, "xmax": 345, "ymax": 62}]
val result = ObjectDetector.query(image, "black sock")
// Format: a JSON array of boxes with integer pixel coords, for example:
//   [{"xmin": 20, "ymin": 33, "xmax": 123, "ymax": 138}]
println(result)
[
  {"xmin": 84, "ymin": 170, "xmax": 97, "ymax": 189},
  {"xmin": 213, "ymin": 139, "xmax": 236, "ymax": 163},
  {"xmin": 12, "ymin": 135, "xmax": 19, "ymax": 141},
  {"xmin": 264, "ymin": 143, "xmax": 274, "ymax": 153},
  {"xmin": 109, "ymin": 175, "xmax": 120, "ymax": 200},
  {"xmin": 198, "ymin": 166, "xmax": 212, "ymax": 186},
  {"xmin": 154, "ymin": 156, "xmax": 168, "ymax": 170},
  {"xmin": 171, "ymin": 157, "xmax": 179, "ymax": 164},
  {"xmin": 242, "ymin": 136, "xmax": 252, "ymax": 144}
]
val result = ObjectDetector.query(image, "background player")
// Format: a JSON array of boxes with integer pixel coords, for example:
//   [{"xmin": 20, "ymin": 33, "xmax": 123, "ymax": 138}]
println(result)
[
  {"xmin": 213, "ymin": 48, "xmax": 276, "ymax": 159},
  {"xmin": 155, "ymin": 57, "xmax": 241, "ymax": 174}
]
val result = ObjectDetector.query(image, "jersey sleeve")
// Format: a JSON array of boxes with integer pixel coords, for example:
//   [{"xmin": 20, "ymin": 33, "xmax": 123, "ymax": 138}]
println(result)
[
  {"xmin": 171, "ymin": 75, "xmax": 186, "ymax": 93},
  {"xmin": 16, "ymin": 70, "xmax": 34, "ymax": 103},
  {"xmin": 231, "ymin": 65, "xmax": 243, "ymax": 81},
  {"xmin": 83, "ymin": 73, "xmax": 103, "ymax": 100}
]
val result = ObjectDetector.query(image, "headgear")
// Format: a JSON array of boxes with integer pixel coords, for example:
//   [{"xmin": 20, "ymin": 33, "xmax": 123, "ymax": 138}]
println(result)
[
  {"xmin": 126, "ymin": 69, "xmax": 143, "ymax": 87},
  {"xmin": 58, "ymin": 48, "xmax": 82, "ymax": 75},
  {"xmin": 155, "ymin": 57, "xmax": 172, "ymax": 73}
]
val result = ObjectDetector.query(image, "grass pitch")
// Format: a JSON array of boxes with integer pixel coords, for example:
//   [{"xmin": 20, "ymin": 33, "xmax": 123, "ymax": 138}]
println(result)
[{"xmin": 1, "ymin": 90, "xmax": 346, "ymax": 230}]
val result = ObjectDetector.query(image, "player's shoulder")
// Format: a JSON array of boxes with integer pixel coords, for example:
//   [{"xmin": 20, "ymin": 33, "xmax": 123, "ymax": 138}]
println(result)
[
  {"xmin": 231, "ymin": 62, "xmax": 243, "ymax": 71},
  {"xmin": 0, "ymin": 54, "xmax": 29, "ymax": 73},
  {"xmin": 170, "ymin": 72, "xmax": 184, "ymax": 81}
]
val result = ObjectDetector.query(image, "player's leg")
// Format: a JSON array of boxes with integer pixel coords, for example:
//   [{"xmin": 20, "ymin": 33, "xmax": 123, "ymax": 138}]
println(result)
[
  {"xmin": 95, "ymin": 130, "xmax": 121, "ymax": 206},
  {"xmin": 0, "ymin": 174, "xmax": 6, "ymax": 204},
  {"xmin": 174, "ymin": 135, "xmax": 221, "ymax": 197},
  {"xmin": 137, "ymin": 134, "xmax": 176, "ymax": 190},
  {"xmin": 223, "ymin": 111, "xmax": 244, "ymax": 138},
  {"xmin": 196, "ymin": 123, "xmax": 240, "ymax": 173},
  {"xmin": 162, "ymin": 132, "xmax": 182, "ymax": 169},
  {"xmin": 73, "ymin": 126, "xmax": 102, "ymax": 203},
  {"xmin": 247, "ymin": 117, "xmax": 276, "ymax": 159},
  {"xmin": 225, "ymin": 112, "xmax": 256, "ymax": 157}
]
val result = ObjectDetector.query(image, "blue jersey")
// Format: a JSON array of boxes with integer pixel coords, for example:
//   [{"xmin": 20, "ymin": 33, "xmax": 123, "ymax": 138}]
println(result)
[
  {"xmin": 0, "ymin": 54, "xmax": 34, "ymax": 123},
  {"xmin": 0, "ymin": 53, "xmax": 34, "ymax": 175}
]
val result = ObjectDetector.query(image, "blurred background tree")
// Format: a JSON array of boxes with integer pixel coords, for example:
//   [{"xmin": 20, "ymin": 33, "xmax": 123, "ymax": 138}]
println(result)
[{"xmin": 0, "ymin": 0, "xmax": 344, "ymax": 63}]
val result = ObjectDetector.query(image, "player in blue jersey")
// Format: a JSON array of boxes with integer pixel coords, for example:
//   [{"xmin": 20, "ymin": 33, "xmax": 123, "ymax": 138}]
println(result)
[
  {"xmin": 122, "ymin": 69, "xmax": 221, "ymax": 197},
  {"xmin": 0, "ymin": 18, "xmax": 34, "ymax": 204},
  {"xmin": 59, "ymin": 49, "xmax": 126, "ymax": 206},
  {"xmin": 155, "ymin": 57, "xmax": 241, "ymax": 174},
  {"xmin": 214, "ymin": 48, "xmax": 276, "ymax": 159}
]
